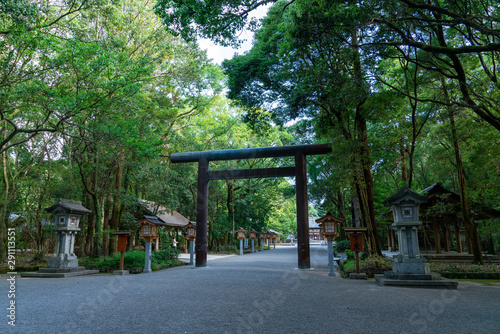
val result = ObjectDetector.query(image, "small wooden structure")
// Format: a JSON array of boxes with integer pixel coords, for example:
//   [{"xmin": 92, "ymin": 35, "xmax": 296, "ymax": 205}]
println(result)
[
  {"xmin": 113, "ymin": 231, "xmax": 133, "ymax": 274},
  {"xmin": 135, "ymin": 215, "xmax": 167, "ymax": 273},
  {"xmin": 259, "ymin": 231, "xmax": 266, "ymax": 251},
  {"xmin": 316, "ymin": 212, "xmax": 342, "ymax": 241},
  {"xmin": 185, "ymin": 222, "xmax": 196, "ymax": 241},
  {"xmin": 344, "ymin": 228, "xmax": 368, "ymax": 275},
  {"xmin": 184, "ymin": 222, "xmax": 196, "ymax": 265},
  {"xmin": 316, "ymin": 212, "xmax": 343, "ymax": 276},
  {"xmin": 236, "ymin": 227, "xmax": 246, "ymax": 240},
  {"xmin": 248, "ymin": 229, "xmax": 257, "ymax": 252},
  {"xmin": 135, "ymin": 215, "xmax": 166, "ymax": 242},
  {"xmin": 236, "ymin": 228, "xmax": 246, "ymax": 255}
]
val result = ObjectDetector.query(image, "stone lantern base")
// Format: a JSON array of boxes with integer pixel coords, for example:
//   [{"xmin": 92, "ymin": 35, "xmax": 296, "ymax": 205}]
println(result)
[
  {"xmin": 375, "ymin": 273, "xmax": 458, "ymax": 289},
  {"xmin": 21, "ymin": 268, "xmax": 99, "ymax": 278},
  {"xmin": 375, "ymin": 255, "xmax": 458, "ymax": 289}
]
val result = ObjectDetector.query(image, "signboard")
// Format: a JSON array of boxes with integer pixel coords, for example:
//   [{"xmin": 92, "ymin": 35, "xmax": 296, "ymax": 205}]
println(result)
[
  {"xmin": 349, "ymin": 232, "xmax": 363, "ymax": 252},
  {"xmin": 117, "ymin": 235, "xmax": 128, "ymax": 252}
]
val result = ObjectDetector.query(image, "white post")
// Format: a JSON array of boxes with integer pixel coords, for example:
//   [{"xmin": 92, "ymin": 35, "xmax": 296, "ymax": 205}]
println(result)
[
  {"xmin": 252, "ymin": 239, "xmax": 255, "ymax": 253},
  {"xmin": 261, "ymin": 240, "xmax": 264, "ymax": 251},
  {"xmin": 189, "ymin": 240, "xmax": 195, "ymax": 265},
  {"xmin": 328, "ymin": 239, "xmax": 335, "ymax": 276},
  {"xmin": 144, "ymin": 241, "xmax": 152, "ymax": 273},
  {"xmin": 239, "ymin": 239, "xmax": 243, "ymax": 255}
]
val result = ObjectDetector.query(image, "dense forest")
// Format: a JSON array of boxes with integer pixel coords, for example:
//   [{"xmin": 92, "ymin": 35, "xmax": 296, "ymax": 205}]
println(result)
[{"xmin": 1, "ymin": 0, "xmax": 499, "ymax": 264}]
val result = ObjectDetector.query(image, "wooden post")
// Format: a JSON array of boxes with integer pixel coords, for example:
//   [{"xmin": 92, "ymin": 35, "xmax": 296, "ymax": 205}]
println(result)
[
  {"xmin": 355, "ymin": 251, "xmax": 360, "ymax": 274},
  {"xmin": 433, "ymin": 218, "xmax": 441, "ymax": 254},
  {"xmin": 443, "ymin": 222, "xmax": 450, "ymax": 252},
  {"xmin": 119, "ymin": 251, "xmax": 125, "ymax": 271},
  {"xmin": 295, "ymin": 151, "xmax": 310, "ymax": 269},
  {"xmin": 196, "ymin": 157, "xmax": 209, "ymax": 267},
  {"xmin": 455, "ymin": 222, "xmax": 462, "ymax": 253}
]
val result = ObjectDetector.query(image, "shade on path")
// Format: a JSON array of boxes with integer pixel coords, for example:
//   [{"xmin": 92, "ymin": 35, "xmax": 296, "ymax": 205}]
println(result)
[{"xmin": 1, "ymin": 246, "xmax": 499, "ymax": 333}]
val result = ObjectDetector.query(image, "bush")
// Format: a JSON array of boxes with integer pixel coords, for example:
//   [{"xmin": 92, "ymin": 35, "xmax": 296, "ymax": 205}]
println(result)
[
  {"xmin": 335, "ymin": 240, "xmax": 351, "ymax": 252},
  {"xmin": 79, "ymin": 249, "xmax": 184, "ymax": 273},
  {"xmin": 340, "ymin": 255, "xmax": 393, "ymax": 278},
  {"xmin": 213, "ymin": 244, "xmax": 238, "ymax": 254}
]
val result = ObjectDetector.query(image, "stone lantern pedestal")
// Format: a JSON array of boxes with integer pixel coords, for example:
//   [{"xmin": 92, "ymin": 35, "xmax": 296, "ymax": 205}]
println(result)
[
  {"xmin": 375, "ymin": 185, "xmax": 457, "ymax": 289},
  {"xmin": 22, "ymin": 199, "xmax": 99, "ymax": 278}
]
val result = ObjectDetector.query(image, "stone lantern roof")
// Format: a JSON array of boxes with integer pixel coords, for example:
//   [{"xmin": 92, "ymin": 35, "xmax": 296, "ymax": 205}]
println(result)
[
  {"xmin": 45, "ymin": 198, "xmax": 91, "ymax": 215},
  {"xmin": 382, "ymin": 184, "xmax": 428, "ymax": 207}
]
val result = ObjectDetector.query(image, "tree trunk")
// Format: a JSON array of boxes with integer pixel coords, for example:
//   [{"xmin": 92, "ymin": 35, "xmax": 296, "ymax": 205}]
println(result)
[
  {"xmin": 400, "ymin": 139, "xmax": 408, "ymax": 182},
  {"xmin": 448, "ymin": 107, "xmax": 483, "ymax": 263},
  {"xmin": 102, "ymin": 193, "xmax": 112, "ymax": 256},
  {"xmin": 442, "ymin": 79, "xmax": 483, "ymax": 264},
  {"xmin": 109, "ymin": 148, "xmax": 125, "ymax": 255},
  {"xmin": 338, "ymin": 190, "xmax": 347, "ymax": 240},
  {"xmin": 356, "ymin": 114, "xmax": 382, "ymax": 256},
  {"xmin": 0, "ymin": 140, "xmax": 8, "ymax": 261}
]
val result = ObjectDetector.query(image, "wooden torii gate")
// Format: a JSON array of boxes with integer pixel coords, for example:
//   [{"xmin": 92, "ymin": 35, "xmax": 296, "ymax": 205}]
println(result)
[{"xmin": 170, "ymin": 143, "xmax": 332, "ymax": 269}]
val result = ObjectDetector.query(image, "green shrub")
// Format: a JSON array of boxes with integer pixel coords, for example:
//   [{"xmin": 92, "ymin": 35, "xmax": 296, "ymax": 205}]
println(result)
[
  {"xmin": 79, "ymin": 249, "xmax": 184, "ymax": 273},
  {"xmin": 334, "ymin": 240, "xmax": 351, "ymax": 252},
  {"xmin": 214, "ymin": 244, "xmax": 238, "ymax": 254},
  {"xmin": 341, "ymin": 255, "xmax": 393, "ymax": 278}
]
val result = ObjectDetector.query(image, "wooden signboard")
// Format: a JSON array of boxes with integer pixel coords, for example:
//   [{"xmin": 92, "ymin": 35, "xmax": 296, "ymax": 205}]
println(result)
[
  {"xmin": 349, "ymin": 232, "xmax": 363, "ymax": 252},
  {"xmin": 117, "ymin": 235, "xmax": 128, "ymax": 252}
]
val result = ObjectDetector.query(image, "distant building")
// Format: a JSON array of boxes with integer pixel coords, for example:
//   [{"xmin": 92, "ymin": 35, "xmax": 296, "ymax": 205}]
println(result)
[{"xmin": 309, "ymin": 217, "xmax": 322, "ymax": 240}]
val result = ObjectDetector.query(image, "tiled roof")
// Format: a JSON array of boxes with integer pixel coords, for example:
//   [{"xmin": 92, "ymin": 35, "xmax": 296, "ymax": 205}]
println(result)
[
  {"xmin": 138, "ymin": 199, "xmax": 190, "ymax": 228},
  {"xmin": 45, "ymin": 198, "xmax": 91, "ymax": 214}
]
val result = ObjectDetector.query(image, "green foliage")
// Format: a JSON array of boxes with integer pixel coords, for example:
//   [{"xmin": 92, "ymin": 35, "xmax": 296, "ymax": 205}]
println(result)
[
  {"xmin": 334, "ymin": 240, "xmax": 351, "ymax": 253},
  {"xmin": 341, "ymin": 255, "xmax": 393, "ymax": 278},
  {"xmin": 79, "ymin": 249, "xmax": 183, "ymax": 273}
]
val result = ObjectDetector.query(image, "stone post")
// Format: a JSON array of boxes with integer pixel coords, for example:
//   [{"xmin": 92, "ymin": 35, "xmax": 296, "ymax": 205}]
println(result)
[{"xmin": 144, "ymin": 241, "xmax": 152, "ymax": 273}]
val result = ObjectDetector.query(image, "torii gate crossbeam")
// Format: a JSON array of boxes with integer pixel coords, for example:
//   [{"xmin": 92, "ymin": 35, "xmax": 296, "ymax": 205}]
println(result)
[{"xmin": 170, "ymin": 143, "xmax": 332, "ymax": 269}]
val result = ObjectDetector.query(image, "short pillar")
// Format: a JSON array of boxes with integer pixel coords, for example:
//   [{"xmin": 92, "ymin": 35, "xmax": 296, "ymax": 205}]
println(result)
[
  {"xmin": 261, "ymin": 240, "xmax": 264, "ymax": 251},
  {"xmin": 189, "ymin": 240, "xmax": 195, "ymax": 265},
  {"xmin": 327, "ymin": 239, "xmax": 334, "ymax": 276},
  {"xmin": 251, "ymin": 239, "xmax": 255, "ymax": 253},
  {"xmin": 144, "ymin": 241, "xmax": 152, "ymax": 273},
  {"xmin": 239, "ymin": 239, "xmax": 243, "ymax": 256}
]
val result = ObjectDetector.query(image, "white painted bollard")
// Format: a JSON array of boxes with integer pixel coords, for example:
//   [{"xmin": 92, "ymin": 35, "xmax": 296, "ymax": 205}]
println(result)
[
  {"xmin": 144, "ymin": 241, "xmax": 152, "ymax": 273},
  {"xmin": 328, "ymin": 239, "xmax": 334, "ymax": 276},
  {"xmin": 189, "ymin": 240, "xmax": 195, "ymax": 265}
]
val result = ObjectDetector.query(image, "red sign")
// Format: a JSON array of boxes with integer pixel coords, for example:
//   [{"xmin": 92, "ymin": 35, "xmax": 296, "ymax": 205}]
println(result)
[{"xmin": 349, "ymin": 233, "xmax": 363, "ymax": 252}]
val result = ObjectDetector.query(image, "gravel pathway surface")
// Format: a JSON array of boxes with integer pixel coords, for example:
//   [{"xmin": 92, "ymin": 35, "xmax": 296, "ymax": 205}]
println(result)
[{"xmin": 1, "ymin": 245, "xmax": 499, "ymax": 334}]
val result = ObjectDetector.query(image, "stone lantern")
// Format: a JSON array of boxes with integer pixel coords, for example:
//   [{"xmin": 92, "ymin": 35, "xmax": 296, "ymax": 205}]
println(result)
[
  {"xmin": 45, "ymin": 199, "xmax": 90, "ymax": 270},
  {"xmin": 135, "ymin": 215, "xmax": 166, "ymax": 273},
  {"xmin": 249, "ymin": 229, "xmax": 257, "ymax": 253},
  {"xmin": 185, "ymin": 222, "xmax": 196, "ymax": 265},
  {"xmin": 22, "ymin": 199, "xmax": 98, "ymax": 277},
  {"xmin": 375, "ymin": 185, "xmax": 457, "ymax": 288},
  {"xmin": 236, "ymin": 227, "xmax": 246, "ymax": 255},
  {"xmin": 316, "ymin": 212, "xmax": 343, "ymax": 276}
]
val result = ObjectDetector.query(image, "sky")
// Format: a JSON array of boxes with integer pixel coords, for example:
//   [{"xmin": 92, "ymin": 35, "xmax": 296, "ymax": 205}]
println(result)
[{"xmin": 197, "ymin": 5, "xmax": 271, "ymax": 65}]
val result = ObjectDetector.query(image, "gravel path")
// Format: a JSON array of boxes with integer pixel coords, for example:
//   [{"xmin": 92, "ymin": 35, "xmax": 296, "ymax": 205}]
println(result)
[{"xmin": 1, "ymin": 245, "xmax": 499, "ymax": 334}]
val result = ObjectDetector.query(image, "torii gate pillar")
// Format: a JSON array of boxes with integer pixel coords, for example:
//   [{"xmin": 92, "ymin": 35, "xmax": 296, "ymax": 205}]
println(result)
[{"xmin": 171, "ymin": 143, "xmax": 331, "ymax": 269}]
